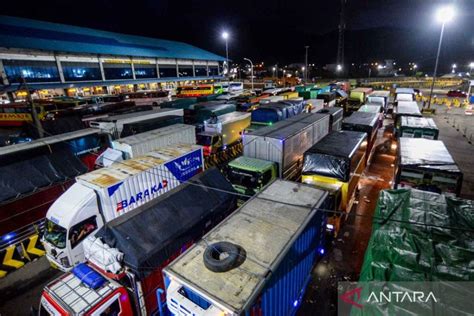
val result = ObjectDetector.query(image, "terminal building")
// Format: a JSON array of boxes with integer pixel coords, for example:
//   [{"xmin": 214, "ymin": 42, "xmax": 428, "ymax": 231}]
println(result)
[{"xmin": 0, "ymin": 16, "xmax": 225, "ymax": 99}]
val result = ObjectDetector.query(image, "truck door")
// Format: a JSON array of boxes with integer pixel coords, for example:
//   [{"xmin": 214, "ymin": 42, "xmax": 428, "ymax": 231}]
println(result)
[{"xmin": 68, "ymin": 216, "xmax": 99, "ymax": 266}]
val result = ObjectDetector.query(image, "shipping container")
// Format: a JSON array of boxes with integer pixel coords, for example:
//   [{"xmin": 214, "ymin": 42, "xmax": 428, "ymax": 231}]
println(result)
[
  {"xmin": 164, "ymin": 180, "xmax": 329, "ymax": 316},
  {"xmin": 89, "ymin": 108, "xmax": 184, "ymax": 138},
  {"xmin": 112, "ymin": 124, "xmax": 196, "ymax": 159},
  {"xmin": 120, "ymin": 115, "xmax": 183, "ymax": 138},
  {"xmin": 399, "ymin": 116, "xmax": 439, "ymax": 139},
  {"xmin": 395, "ymin": 138, "xmax": 462, "ymax": 196},
  {"xmin": 279, "ymin": 91, "xmax": 299, "ymax": 99},
  {"xmin": 43, "ymin": 144, "xmax": 204, "ymax": 271},
  {"xmin": 317, "ymin": 107, "xmax": 343, "ymax": 132},
  {"xmin": 244, "ymin": 112, "xmax": 330, "ymax": 179}
]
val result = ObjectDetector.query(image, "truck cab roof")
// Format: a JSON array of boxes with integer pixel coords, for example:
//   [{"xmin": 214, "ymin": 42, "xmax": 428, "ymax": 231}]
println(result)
[
  {"xmin": 228, "ymin": 156, "xmax": 275, "ymax": 172},
  {"xmin": 43, "ymin": 267, "xmax": 120, "ymax": 314}
]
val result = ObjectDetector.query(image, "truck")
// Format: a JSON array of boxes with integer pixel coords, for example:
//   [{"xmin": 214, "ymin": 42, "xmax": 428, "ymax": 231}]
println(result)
[
  {"xmin": 394, "ymin": 101, "xmax": 422, "ymax": 128},
  {"xmin": 112, "ymin": 124, "xmax": 196, "ymax": 159},
  {"xmin": 43, "ymin": 144, "xmax": 204, "ymax": 271},
  {"xmin": 160, "ymin": 98, "xmax": 198, "ymax": 110},
  {"xmin": 226, "ymin": 112, "xmax": 330, "ymax": 195},
  {"xmin": 121, "ymin": 90, "xmax": 169, "ymax": 106},
  {"xmin": 164, "ymin": 180, "xmax": 329, "ymax": 316},
  {"xmin": 342, "ymin": 111, "xmax": 380, "ymax": 163},
  {"xmin": 184, "ymin": 102, "xmax": 236, "ymax": 125},
  {"xmin": 317, "ymin": 91, "xmax": 337, "ymax": 107},
  {"xmin": 38, "ymin": 168, "xmax": 238, "ymax": 316},
  {"xmin": 90, "ymin": 108, "xmax": 184, "ymax": 139},
  {"xmin": 347, "ymin": 87, "xmax": 373, "ymax": 112},
  {"xmin": 357, "ymin": 104, "xmax": 384, "ymax": 127},
  {"xmin": 395, "ymin": 138, "xmax": 463, "ymax": 196},
  {"xmin": 119, "ymin": 115, "xmax": 183, "ymax": 137},
  {"xmin": 196, "ymin": 111, "xmax": 251, "ymax": 156},
  {"xmin": 250, "ymin": 100, "xmax": 305, "ymax": 129},
  {"xmin": 301, "ymin": 130, "xmax": 367, "ymax": 234},
  {"xmin": 317, "ymin": 106, "xmax": 343, "ymax": 132},
  {"xmin": 399, "ymin": 116, "xmax": 439, "ymax": 139},
  {"xmin": 367, "ymin": 90, "xmax": 390, "ymax": 112},
  {"xmin": 394, "ymin": 87, "xmax": 416, "ymax": 103}
]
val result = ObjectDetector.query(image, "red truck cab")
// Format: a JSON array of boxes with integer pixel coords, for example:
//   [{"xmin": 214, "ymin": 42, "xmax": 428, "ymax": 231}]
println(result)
[{"xmin": 40, "ymin": 264, "xmax": 134, "ymax": 316}]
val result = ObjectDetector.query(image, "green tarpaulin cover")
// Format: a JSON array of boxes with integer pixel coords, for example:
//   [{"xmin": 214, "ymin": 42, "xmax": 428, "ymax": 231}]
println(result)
[{"xmin": 359, "ymin": 189, "xmax": 474, "ymax": 282}]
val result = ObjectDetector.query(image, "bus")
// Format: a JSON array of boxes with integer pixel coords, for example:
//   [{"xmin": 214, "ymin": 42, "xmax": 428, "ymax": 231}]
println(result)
[
  {"xmin": 177, "ymin": 84, "xmax": 216, "ymax": 97},
  {"xmin": 121, "ymin": 90, "xmax": 169, "ymax": 106}
]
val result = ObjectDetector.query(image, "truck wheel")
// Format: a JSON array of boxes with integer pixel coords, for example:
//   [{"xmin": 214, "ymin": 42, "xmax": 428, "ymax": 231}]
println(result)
[{"xmin": 203, "ymin": 242, "xmax": 246, "ymax": 273}]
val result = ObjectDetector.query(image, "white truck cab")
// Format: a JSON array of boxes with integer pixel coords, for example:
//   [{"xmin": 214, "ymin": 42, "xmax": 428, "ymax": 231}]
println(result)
[{"xmin": 43, "ymin": 184, "xmax": 104, "ymax": 271}]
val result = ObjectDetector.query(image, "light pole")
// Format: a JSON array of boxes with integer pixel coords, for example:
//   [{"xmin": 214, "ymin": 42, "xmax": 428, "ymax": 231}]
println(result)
[
  {"xmin": 243, "ymin": 57, "xmax": 254, "ymax": 92},
  {"xmin": 469, "ymin": 62, "xmax": 474, "ymax": 75},
  {"xmin": 427, "ymin": 6, "xmax": 455, "ymax": 110},
  {"xmin": 413, "ymin": 64, "xmax": 418, "ymax": 76},
  {"xmin": 301, "ymin": 66, "xmax": 305, "ymax": 80},
  {"xmin": 272, "ymin": 66, "xmax": 276, "ymax": 79},
  {"xmin": 304, "ymin": 46, "xmax": 309, "ymax": 82},
  {"xmin": 222, "ymin": 31, "xmax": 229, "ymax": 82}
]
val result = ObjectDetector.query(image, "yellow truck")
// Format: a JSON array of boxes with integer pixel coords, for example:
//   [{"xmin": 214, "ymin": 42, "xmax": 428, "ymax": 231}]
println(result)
[{"xmin": 301, "ymin": 130, "xmax": 367, "ymax": 235}]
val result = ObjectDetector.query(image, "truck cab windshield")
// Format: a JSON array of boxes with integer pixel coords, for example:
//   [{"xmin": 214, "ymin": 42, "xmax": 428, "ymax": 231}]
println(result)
[
  {"xmin": 197, "ymin": 134, "xmax": 217, "ymax": 146},
  {"xmin": 44, "ymin": 219, "xmax": 67, "ymax": 249},
  {"xmin": 227, "ymin": 167, "xmax": 261, "ymax": 189}
]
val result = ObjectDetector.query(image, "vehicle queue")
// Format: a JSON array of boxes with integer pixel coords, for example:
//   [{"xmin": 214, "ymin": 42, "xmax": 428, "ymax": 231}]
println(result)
[{"xmin": 0, "ymin": 80, "xmax": 471, "ymax": 316}]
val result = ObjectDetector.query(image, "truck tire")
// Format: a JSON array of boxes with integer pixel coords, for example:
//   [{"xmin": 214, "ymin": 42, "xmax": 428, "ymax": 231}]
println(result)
[{"xmin": 203, "ymin": 242, "xmax": 246, "ymax": 273}]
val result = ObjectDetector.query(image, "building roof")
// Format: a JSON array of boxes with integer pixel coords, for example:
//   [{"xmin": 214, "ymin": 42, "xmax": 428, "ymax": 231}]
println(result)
[{"xmin": 0, "ymin": 15, "xmax": 225, "ymax": 61}]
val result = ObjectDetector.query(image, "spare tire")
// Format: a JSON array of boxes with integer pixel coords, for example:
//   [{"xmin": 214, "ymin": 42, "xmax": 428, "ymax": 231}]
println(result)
[{"xmin": 203, "ymin": 241, "xmax": 246, "ymax": 273}]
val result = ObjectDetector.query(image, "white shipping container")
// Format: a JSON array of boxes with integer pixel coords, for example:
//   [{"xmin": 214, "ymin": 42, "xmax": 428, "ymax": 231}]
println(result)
[
  {"xmin": 112, "ymin": 124, "xmax": 196, "ymax": 159},
  {"xmin": 243, "ymin": 112, "xmax": 330, "ymax": 179},
  {"xmin": 89, "ymin": 108, "xmax": 184, "ymax": 138},
  {"xmin": 76, "ymin": 144, "xmax": 204, "ymax": 222}
]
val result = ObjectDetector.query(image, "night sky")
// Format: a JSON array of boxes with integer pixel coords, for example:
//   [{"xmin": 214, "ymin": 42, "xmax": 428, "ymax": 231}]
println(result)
[{"xmin": 1, "ymin": 0, "xmax": 473, "ymax": 72}]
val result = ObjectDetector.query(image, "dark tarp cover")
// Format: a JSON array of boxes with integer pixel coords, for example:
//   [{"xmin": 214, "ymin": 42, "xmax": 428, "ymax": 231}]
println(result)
[
  {"xmin": 342, "ymin": 112, "xmax": 379, "ymax": 140},
  {"xmin": 355, "ymin": 189, "xmax": 474, "ymax": 315},
  {"xmin": 399, "ymin": 138, "xmax": 461, "ymax": 172},
  {"xmin": 94, "ymin": 167, "xmax": 237, "ymax": 279},
  {"xmin": 0, "ymin": 148, "xmax": 87, "ymax": 203},
  {"xmin": 120, "ymin": 115, "xmax": 184, "ymax": 137},
  {"xmin": 251, "ymin": 101, "xmax": 304, "ymax": 124},
  {"xmin": 317, "ymin": 107, "xmax": 343, "ymax": 125},
  {"xmin": 302, "ymin": 130, "xmax": 367, "ymax": 182},
  {"xmin": 159, "ymin": 98, "xmax": 198, "ymax": 110}
]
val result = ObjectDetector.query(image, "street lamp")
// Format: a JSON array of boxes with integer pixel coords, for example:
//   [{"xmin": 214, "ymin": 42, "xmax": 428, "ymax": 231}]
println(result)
[
  {"xmin": 427, "ymin": 5, "xmax": 455, "ymax": 110},
  {"xmin": 243, "ymin": 57, "xmax": 254, "ymax": 92},
  {"xmin": 469, "ymin": 62, "xmax": 474, "ymax": 75},
  {"xmin": 272, "ymin": 66, "xmax": 276, "ymax": 78},
  {"xmin": 413, "ymin": 64, "xmax": 418, "ymax": 76},
  {"xmin": 222, "ymin": 31, "xmax": 229, "ymax": 79}
]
